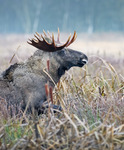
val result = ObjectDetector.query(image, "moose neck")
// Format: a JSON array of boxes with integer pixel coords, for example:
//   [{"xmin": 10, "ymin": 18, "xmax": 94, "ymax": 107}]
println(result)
[{"xmin": 26, "ymin": 52, "xmax": 60, "ymax": 85}]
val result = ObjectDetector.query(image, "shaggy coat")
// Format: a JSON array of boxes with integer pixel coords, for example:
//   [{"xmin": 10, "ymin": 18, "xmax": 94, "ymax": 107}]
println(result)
[{"xmin": 0, "ymin": 31, "xmax": 88, "ymax": 113}]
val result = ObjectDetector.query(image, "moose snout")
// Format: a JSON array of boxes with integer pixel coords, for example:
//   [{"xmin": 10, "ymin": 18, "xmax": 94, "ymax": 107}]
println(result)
[
  {"xmin": 81, "ymin": 54, "xmax": 88, "ymax": 65},
  {"xmin": 82, "ymin": 58, "xmax": 88, "ymax": 65}
]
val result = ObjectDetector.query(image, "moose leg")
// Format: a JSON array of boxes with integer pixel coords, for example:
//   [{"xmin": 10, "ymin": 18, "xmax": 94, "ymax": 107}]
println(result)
[
  {"xmin": 37, "ymin": 101, "xmax": 62, "ymax": 115},
  {"xmin": 50, "ymin": 104, "xmax": 62, "ymax": 112}
]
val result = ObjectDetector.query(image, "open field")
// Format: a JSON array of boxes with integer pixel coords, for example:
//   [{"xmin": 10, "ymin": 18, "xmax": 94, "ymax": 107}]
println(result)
[{"xmin": 0, "ymin": 33, "xmax": 124, "ymax": 149}]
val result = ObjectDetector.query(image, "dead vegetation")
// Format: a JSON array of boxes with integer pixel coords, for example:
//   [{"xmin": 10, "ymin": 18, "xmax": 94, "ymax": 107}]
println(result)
[{"xmin": 0, "ymin": 34, "xmax": 124, "ymax": 150}]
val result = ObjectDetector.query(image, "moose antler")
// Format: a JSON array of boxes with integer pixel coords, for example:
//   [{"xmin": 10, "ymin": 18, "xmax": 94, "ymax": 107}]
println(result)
[{"xmin": 27, "ymin": 29, "xmax": 77, "ymax": 52}]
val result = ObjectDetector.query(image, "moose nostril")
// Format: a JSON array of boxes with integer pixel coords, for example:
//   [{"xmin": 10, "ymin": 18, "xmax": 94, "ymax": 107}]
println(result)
[{"xmin": 82, "ymin": 58, "xmax": 88, "ymax": 64}]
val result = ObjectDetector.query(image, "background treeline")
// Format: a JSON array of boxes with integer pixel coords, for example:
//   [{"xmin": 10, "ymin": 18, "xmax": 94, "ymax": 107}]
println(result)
[{"xmin": 0, "ymin": 0, "xmax": 124, "ymax": 33}]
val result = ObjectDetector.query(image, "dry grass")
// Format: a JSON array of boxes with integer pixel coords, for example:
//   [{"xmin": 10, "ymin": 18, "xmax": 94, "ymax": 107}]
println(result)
[{"xmin": 0, "ymin": 34, "xmax": 124, "ymax": 149}]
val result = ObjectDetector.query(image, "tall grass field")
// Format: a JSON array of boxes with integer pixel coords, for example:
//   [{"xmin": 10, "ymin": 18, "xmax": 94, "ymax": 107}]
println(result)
[{"xmin": 0, "ymin": 33, "xmax": 124, "ymax": 150}]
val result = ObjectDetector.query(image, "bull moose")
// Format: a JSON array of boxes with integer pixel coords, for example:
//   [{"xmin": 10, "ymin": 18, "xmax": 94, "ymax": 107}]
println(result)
[{"xmin": 0, "ymin": 29, "xmax": 88, "ymax": 114}]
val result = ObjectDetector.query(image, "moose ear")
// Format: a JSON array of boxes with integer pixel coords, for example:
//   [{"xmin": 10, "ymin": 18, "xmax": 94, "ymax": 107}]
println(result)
[{"xmin": 27, "ymin": 29, "xmax": 77, "ymax": 52}]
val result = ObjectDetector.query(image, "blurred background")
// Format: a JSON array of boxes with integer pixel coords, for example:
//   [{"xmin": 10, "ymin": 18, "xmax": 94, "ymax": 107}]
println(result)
[
  {"xmin": 0, "ymin": 0, "xmax": 124, "ymax": 69},
  {"xmin": 1, "ymin": 0, "xmax": 124, "ymax": 33}
]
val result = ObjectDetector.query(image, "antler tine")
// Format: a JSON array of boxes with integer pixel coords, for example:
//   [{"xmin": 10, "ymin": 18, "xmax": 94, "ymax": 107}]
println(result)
[
  {"xmin": 34, "ymin": 34, "xmax": 40, "ymax": 41},
  {"xmin": 27, "ymin": 39, "xmax": 32, "ymax": 44},
  {"xmin": 36, "ymin": 32, "xmax": 41, "ymax": 38},
  {"xmin": 33, "ymin": 38, "xmax": 39, "ymax": 42},
  {"xmin": 43, "ymin": 30, "xmax": 47, "ymax": 37},
  {"xmin": 47, "ymin": 31, "xmax": 52, "ymax": 39},
  {"xmin": 58, "ymin": 34, "xmax": 71, "ymax": 48},
  {"xmin": 57, "ymin": 28, "xmax": 60, "ymax": 44},
  {"xmin": 51, "ymin": 33, "xmax": 56, "ymax": 47},
  {"xmin": 66, "ymin": 31, "xmax": 77, "ymax": 47},
  {"xmin": 40, "ymin": 33, "xmax": 47, "ymax": 42}
]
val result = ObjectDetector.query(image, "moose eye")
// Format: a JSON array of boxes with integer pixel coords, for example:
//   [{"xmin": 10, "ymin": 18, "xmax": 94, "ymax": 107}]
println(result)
[{"xmin": 58, "ymin": 50, "xmax": 66, "ymax": 56}]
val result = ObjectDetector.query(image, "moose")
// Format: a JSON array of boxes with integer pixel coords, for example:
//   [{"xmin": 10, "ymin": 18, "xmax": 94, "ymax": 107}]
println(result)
[{"xmin": 0, "ymin": 29, "xmax": 88, "ymax": 114}]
